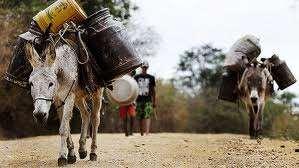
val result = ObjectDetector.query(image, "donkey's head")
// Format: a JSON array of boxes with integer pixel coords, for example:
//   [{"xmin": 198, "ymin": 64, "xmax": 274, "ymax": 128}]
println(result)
[
  {"xmin": 239, "ymin": 65, "xmax": 269, "ymax": 107},
  {"xmin": 26, "ymin": 42, "xmax": 58, "ymax": 124}
]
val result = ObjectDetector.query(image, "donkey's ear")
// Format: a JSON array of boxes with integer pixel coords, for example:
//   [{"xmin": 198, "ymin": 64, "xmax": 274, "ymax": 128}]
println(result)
[
  {"xmin": 245, "ymin": 63, "xmax": 251, "ymax": 68},
  {"xmin": 25, "ymin": 43, "xmax": 42, "ymax": 68},
  {"xmin": 45, "ymin": 43, "xmax": 56, "ymax": 66}
]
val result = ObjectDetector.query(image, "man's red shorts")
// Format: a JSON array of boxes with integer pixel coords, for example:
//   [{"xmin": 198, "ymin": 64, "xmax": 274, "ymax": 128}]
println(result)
[{"xmin": 119, "ymin": 104, "xmax": 136, "ymax": 119}]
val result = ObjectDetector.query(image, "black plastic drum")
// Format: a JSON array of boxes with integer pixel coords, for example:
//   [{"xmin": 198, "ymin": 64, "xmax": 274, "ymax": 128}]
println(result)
[
  {"xmin": 271, "ymin": 61, "xmax": 296, "ymax": 90},
  {"xmin": 5, "ymin": 37, "xmax": 31, "ymax": 88},
  {"xmin": 82, "ymin": 8, "xmax": 142, "ymax": 82},
  {"xmin": 218, "ymin": 70, "xmax": 239, "ymax": 102},
  {"xmin": 5, "ymin": 20, "xmax": 44, "ymax": 88}
]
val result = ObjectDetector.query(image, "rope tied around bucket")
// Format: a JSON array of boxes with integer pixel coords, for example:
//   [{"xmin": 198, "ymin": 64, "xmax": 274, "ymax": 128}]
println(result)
[{"xmin": 56, "ymin": 22, "xmax": 90, "ymax": 65}]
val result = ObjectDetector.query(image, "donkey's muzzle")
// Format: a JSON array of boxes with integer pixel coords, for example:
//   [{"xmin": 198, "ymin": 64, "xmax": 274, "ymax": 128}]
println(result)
[
  {"xmin": 251, "ymin": 97, "xmax": 258, "ymax": 104},
  {"xmin": 34, "ymin": 112, "xmax": 47, "ymax": 124}
]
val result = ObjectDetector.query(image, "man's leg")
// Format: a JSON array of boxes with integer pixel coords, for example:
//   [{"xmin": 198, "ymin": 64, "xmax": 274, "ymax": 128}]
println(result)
[
  {"xmin": 145, "ymin": 118, "xmax": 151, "ymax": 135},
  {"xmin": 129, "ymin": 116, "xmax": 134, "ymax": 136},
  {"xmin": 124, "ymin": 113, "xmax": 129, "ymax": 136},
  {"xmin": 139, "ymin": 119, "xmax": 144, "ymax": 136}
]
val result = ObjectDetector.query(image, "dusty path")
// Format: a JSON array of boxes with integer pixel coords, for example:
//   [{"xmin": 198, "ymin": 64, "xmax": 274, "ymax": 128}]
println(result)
[{"xmin": 0, "ymin": 133, "xmax": 298, "ymax": 168}]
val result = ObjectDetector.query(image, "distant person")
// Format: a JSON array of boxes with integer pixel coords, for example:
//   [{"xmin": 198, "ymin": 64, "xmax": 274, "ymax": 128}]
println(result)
[
  {"xmin": 119, "ymin": 104, "xmax": 136, "ymax": 136},
  {"xmin": 134, "ymin": 61, "xmax": 156, "ymax": 136},
  {"xmin": 119, "ymin": 70, "xmax": 137, "ymax": 136}
]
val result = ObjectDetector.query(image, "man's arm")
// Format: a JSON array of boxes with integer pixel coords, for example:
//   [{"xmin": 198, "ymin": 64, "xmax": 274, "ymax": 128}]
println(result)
[
  {"xmin": 152, "ymin": 86, "xmax": 156, "ymax": 108},
  {"xmin": 151, "ymin": 76, "xmax": 156, "ymax": 108}
]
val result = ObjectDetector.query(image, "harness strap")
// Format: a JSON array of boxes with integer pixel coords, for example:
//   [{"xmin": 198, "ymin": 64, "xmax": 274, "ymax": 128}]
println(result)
[
  {"xmin": 55, "ymin": 79, "xmax": 76, "ymax": 110},
  {"xmin": 33, "ymin": 79, "xmax": 76, "ymax": 111},
  {"xmin": 56, "ymin": 22, "xmax": 90, "ymax": 65},
  {"xmin": 34, "ymin": 97, "xmax": 54, "ymax": 103}
]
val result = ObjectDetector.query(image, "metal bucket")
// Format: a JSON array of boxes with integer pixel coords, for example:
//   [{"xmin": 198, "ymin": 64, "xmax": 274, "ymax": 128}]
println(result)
[
  {"xmin": 33, "ymin": 0, "xmax": 87, "ymax": 33},
  {"xmin": 5, "ymin": 20, "xmax": 45, "ymax": 88},
  {"xmin": 271, "ymin": 61, "xmax": 296, "ymax": 90},
  {"xmin": 19, "ymin": 20, "xmax": 44, "ymax": 49},
  {"xmin": 82, "ymin": 8, "xmax": 142, "ymax": 83},
  {"xmin": 107, "ymin": 75, "xmax": 139, "ymax": 106},
  {"xmin": 4, "ymin": 37, "xmax": 32, "ymax": 88},
  {"xmin": 218, "ymin": 70, "xmax": 238, "ymax": 102},
  {"xmin": 245, "ymin": 39, "xmax": 261, "ymax": 63},
  {"xmin": 19, "ymin": 20, "xmax": 44, "ymax": 42}
]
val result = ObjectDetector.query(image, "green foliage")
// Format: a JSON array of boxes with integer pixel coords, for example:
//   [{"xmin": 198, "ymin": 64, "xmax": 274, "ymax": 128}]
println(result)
[
  {"xmin": 80, "ymin": 0, "xmax": 137, "ymax": 21},
  {"xmin": 278, "ymin": 91, "xmax": 297, "ymax": 105},
  {"xmin": 186, "ymin": 88, "xmax": 248, "ymax": 134},
  {"xmin": 152, "ymin": 79, "xmax": 189, "ymax": 132},
  {"xmin": 262, "ymin": 100, "xmax": 299, "ymax": 140},
  {"xmin": 0, "ymin": 0, "xmax": 54, "ymax": 23},
  {"xmin": 177, "ymin": 44, "xmax": 225, "ymax": 91}
]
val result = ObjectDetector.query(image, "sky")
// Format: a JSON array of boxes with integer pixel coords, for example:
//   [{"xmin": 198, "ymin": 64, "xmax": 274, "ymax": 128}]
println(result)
[{"xmin": 131, "ymin": 0, "xmax": 299, "ymax": 98}]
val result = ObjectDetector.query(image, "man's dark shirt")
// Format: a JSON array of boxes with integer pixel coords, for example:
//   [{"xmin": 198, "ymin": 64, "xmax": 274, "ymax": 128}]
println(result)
[{"xmin": 134, "ymin": 73, "xmax": 156, "ymax": 103}]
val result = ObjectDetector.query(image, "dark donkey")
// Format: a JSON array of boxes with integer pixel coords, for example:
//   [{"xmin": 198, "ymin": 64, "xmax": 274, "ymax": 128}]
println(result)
[{"xmin": 238, "ymin": 63, "xmax": 273, "ymax": 139}]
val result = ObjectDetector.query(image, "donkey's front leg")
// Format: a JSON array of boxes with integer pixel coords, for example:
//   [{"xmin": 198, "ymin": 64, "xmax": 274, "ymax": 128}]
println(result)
[
  {"xmin": 90, "ymin": 89, "xmax": 103, "ymax": 161},
  {"xmin": 254, "ymin": 103, "xmax": 265, "ymax": 138},
  {"xmin": 55, "ymin": 100, "xmax": 76, "ymax": 164},
  {"xmin": 58, "ymin": 93, "xmax": 75, "ymax": 167},
  {"xmin": 76, "ymin": 98, "xmax": 90, "ymax": 159},
  {"xmin": 66, "ymin": 135, "xmax": 76, "ymax": 164}
]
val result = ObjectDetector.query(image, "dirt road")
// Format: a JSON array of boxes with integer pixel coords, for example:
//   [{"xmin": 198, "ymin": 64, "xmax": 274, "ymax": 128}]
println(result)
[{"xmin": 0, "ymin": 133, "xmax": 298, "ymax": 168}]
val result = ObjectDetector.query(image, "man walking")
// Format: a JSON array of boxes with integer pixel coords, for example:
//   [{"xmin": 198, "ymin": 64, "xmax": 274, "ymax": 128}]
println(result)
[
  {"xmin": 119, "ymin": 70, "xmax": 137, "ymax": 136},
  {"xmin": 134, "ymin": 61, "xmax": 156, "ymax": 136}
]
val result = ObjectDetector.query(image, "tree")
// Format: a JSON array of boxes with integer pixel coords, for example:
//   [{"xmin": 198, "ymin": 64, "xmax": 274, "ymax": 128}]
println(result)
[
  {"xmin": 152, "ymin": 79, "xmax": 189, "ymax": 132},
  {"xmin": 79, "ymin": 0, "xmax": 137, "ymax": 21},
  {"xmin": 278, "ymin": 92, "xmax": 297, "ymax": 105},
  {"xmin": 176, "ymin": 44, "xmax": 225, "ymax": 93},
  {"xmin": 127, "ymin": 22, "xmax": 160, "ymax": 57},
  {"xmin": 277, "ymin": 91, "xmax": 297, "ymax": 114}
]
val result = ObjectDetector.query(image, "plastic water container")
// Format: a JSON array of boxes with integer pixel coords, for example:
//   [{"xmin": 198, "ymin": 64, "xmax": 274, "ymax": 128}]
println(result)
[
  {"xmin": 33, "ymin": 0, "xmax": 87, "ymax": 33},
  {"xmin": 107, "ymin": 75, "xmax": 139, "ymax": 106}
]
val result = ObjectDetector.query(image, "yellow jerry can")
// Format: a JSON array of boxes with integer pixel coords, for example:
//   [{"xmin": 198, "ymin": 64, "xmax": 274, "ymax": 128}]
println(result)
[{"xmin": 33, "ymin": 0, "xmax": 87, "ymax": 33}]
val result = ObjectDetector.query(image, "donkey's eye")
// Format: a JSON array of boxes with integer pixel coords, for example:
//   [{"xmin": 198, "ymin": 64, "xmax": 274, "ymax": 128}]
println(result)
[{"xmin": 49, "ymin": 82, "xmax": 54, "ymax": 88}]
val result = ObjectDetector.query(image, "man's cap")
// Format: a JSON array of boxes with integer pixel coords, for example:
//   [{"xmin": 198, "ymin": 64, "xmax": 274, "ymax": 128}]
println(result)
[{"xmin": 141, "ymin": 60, "xmax": 149, "ymax": 68}]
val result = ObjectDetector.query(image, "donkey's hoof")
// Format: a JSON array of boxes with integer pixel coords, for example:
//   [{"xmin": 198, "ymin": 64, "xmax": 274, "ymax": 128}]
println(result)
[
  {"xmin": 250, "ymin": 135, "xmax": 257, "ymax": 140},
  {"xmin": 90, "ymin": 153, "xmax": 97, "ymax": 161},
  {"xmin": 67, "ymin": 154, "xmax": 77, "ymax": 164},
  {"xmin": 79, "ymin": 151, "xmax": 87, "ymax": 159},
  {"xmin": 58, "ymin": 157, "xmax": 68, "ymax": 167}
]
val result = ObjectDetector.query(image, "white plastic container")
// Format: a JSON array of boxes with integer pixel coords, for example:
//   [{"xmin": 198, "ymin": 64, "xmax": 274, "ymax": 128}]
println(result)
[{"xmin": 107, "ymin": 75, "xmax": 139, "ymax": 106}]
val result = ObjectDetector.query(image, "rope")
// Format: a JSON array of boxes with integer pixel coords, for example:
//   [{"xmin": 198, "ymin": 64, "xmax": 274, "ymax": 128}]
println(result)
[
  {"xmin": 31, "ymin": 79, "xmax": 76, "ymax": 111},
  {"xmin": 55, "ymin": 79, "xmax": 76, "ymax": 110},
  {"xmin": 56, "ymin": 22, "xmax": 90, "ymax": 65}
]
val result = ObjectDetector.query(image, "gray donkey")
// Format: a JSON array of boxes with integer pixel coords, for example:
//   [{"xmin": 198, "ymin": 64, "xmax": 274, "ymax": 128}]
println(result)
[
  {"xmin": 238, "ymin": 63, "xmax": 273, "ymax": 139},
  {"xmin": 25, "ymin": 40, "xmax": 103, "ymax": 166}
]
